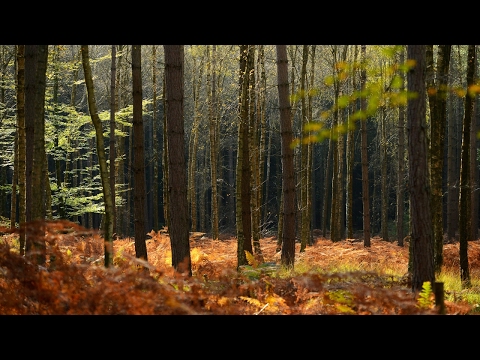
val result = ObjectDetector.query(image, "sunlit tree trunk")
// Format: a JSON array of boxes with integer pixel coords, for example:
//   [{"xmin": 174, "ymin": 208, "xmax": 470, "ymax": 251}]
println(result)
[
  {"xmin": 247, "ymin": 45, "xmax": 261, "ymax": 255},
  {"xmin": 276, "ymin": 45, "xmax": 296, "ymax": 268},
  {"xmin": 81, "ymin": 45, "xmax": 114, "ymax": 268}
]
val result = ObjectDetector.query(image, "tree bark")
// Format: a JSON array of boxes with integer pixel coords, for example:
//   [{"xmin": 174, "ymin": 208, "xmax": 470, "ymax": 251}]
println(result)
[
  {"xmin": 81, "ymin": 45, "xmax": 114, "ymax": 268},
  {"xmin": 360, "ymin": 45, "xmax": 371, "ymax": 247},
  {"xmin": 132, "ymin": 45, "xmax": 148, "ymax": 263},
  {"xmin": 276, "ymin": 45, "xmax": 296, "ymax": 268},
  {"xmin": 458, "ymin": 44, "xmax": 476, "ymax": 288},
  {"xmin": 164, "ymin": 45, "xmax": 192, "ymax": 276},
  {"xmin": 407, "ymin": 45, "xmax": 435, "ymax": 292}
]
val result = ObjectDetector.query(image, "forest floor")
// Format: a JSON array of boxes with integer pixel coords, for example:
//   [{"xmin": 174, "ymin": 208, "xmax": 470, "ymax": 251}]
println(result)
[{"xmin": 1, "ymin": 220, "xmax": 479, "ymax": 315}]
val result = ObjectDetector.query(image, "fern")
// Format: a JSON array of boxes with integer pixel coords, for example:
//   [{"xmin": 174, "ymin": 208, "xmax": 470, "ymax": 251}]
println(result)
[
  {"xmin": 417, "ymin": 281, "xmax": 434, "ymax": 309},
  {"xmin": 245, "ymin": 251, "xmax": 259, "ymax": 268}
]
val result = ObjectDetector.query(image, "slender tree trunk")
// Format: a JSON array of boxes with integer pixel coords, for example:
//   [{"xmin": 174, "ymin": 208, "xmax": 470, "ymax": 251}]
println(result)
[
  {"xmin": 110, "ymin": 45, "xmax": 117, "ymax": 238},
  {"xmin": 276, "ymin": 45, "xmax": 296, "ymax": 268},
  {"xmin": 152, "ymin": 45, "xmax": 159, "ymax": 231},
  {"xmin": 236, "ymin": 45, "xmax": 253, "ymax": 267},
  {"xmin": 397, "ymin": 46, "xmax": 406, "ymax": 247},
  {"xmin": 247, "ymin": 45, "xmax": 261, "ymax": 255},
  {"xmin": 346, "ymin": 45, "xmax": 358, "ymax": 240},
  {"xmin": 300, "ymin": 45, "xmax": 309, "ymax": 252},
  {"xmin": 162, "ymin": 71, "xmax": 170, "ymax": 231},
  {"xmin": 257, "ymin": 45, "xmax": 267, "ymax": 237},
  {"xmin": 16, "ymin": 45, "xmax": 26, "ymax": 255},
  {"xmin": 189, "ymin": 50, "xmax": 204, "ymax": 232},
  {"xmin": 208, "ymin": 45, "xmax": 220, "ymax": 241},
  {"xmin": 429, "ymin": 45, "xmax": 451, "ymax": 272},
  {"xmin": 81, "ymin": 45, "xmax": 114, "ymax": 268},
  {"xmin": 360, "ymin": 45, "xmax": 371, "ymax": 247},
  {"xmin": 459, "ymin": 44, "xmax": 476, "ymax": 288},
  {"xmin": 132, "ymin": 45, "xmax": 148, "ymax": 263}
]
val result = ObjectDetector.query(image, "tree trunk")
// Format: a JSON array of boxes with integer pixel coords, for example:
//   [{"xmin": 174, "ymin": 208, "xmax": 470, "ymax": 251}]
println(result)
[
  {"xmin": 110, "ymin": 45, "xmax": 117, "ymax": 237},
  {"xmin": 132, "ymin": 45, "xmax": 148, "ymax": 263},
  {"xmin": 208, "ymin": 45, "xmax": 220, "ymax": 241},
  {"xmin": 397, "ymin": 46, "xmax": 406, "ymax": 247},
  {"xmin": 346, "ymin": 45, "xmax": 358, "ymax": 240},
  {"xmin": 360, "ymin": 45, "xmax": 371, "ymax": 247},
  {"xmin": 236, "ymin": 45, "xmax": 253, "ymax": 267},
  {"xmin": 25, "ymin": 44, "xmax": 48, "ymax": 265},
  {"xmin": 429, "ymin": 45, "xmax": 452, "ymax": 272},
  {"xmin": 407, "ymin": 44, "xmax": 435, "ymax": 292},
  {"xmin": 458, "ymin": 44, "xmax": 476, "ymax": 288},
  {"xmin": 81, "ymin": 45, "xmax": 114, "ymax": 268},
  {"xmin": 164, "ymin": 45, "xmax": 192, "ymax": 276},
  {"xmin": 189, "ymin": 48, "xmax": 204, "ymax": 232},
  {"xmin": 15, "ymin": 45, "xmax": 26, "ymax": 255},
  {"xmin": 300, "ymin": 45, "xmax": 309, "ymax": 252},
  {"xmin": 276, "ymin": 45, "xmax": 296, "ymax": 268},
  {"xmin": 151, "ymin": 45, "xmax": 160, "ymax": 231}
]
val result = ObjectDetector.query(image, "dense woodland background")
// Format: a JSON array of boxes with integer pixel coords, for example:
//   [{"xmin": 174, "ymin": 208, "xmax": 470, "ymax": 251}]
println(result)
[{"xmin": 0, "ymin": 45, "xmax": 479, "ymax": 293}]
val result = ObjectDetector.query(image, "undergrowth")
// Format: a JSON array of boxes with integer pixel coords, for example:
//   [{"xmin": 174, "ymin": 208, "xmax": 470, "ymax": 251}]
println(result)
[{"xmin": 0, "ymin": 220, "xmax": 478, "ymax": 315}]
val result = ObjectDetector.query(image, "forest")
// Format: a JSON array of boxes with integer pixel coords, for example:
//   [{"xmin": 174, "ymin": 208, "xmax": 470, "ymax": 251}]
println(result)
[{"xmin": 0, "ymin": 45, "xmax": 479, "ymax": 315}]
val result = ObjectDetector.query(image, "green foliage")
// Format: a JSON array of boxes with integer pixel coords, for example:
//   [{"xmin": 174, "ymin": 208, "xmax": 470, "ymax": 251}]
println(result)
[
  {"xmin": 325, "ymin": 289, "xmax": 356, "ymax": 314},
  {"xmin": 417, "ymin": 281, "xmax": 434, "ymax": 309}
]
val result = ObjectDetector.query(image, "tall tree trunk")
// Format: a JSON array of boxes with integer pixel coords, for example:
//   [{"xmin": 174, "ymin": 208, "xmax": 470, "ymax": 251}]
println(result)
[
  {"xmin": 132, "ymin": 45, "xmax": 148, "ymax": 263},
  {"xmin": 151, "ymin": 45, "xmax": 160, "ymax": 231},
  {"xmin": 247, "ymin": 45, "xmax": 261, "ymax": 255},
  {"xmin": 81, "ymin": 45, "xmax": 114, "ymax": 268},
  {"xmin": 236, "ymin": 45, "xmax": 253, "ymax": 267},
  {"xmin": 458, "ymin": 44, "xmax": 476, "ymax": 288},
  {"xmin": 346, "ymin": 45, "xmax": 358, "ymax": 240},
  {"xmin": 109, "ymin": 45, "xmax": 117, "ymax": 237},
  {"xmin": 15, "ymin": 45, "xmax": 26, "ymax": 255},
  {"xmin": 380, "ymin": 105, "xmax": 389, "ymax": 241},
  {"xmin": 27, "ymin": 44, "xmax": 48, "ymax": 265},
  {"xmin": 306, "ymin": 45, "xmax": 316, "ymax": 245},
  {"xmin": 162, "ymin": 71, "xmax": 170, "ymax": 231},
  {"xmin": 429, "ymin": 45, "xmax": 452, "ymax": 272},
  {"xmin": 276, "ymin": 45, "xmax": 296, "ymax": 268},
  {"xmin": 300, "ymin": 45, "xmax": 309, "ymax": 252},
  {"xmin": 360, "ymin": 45, "xmax": 371, "ymax": 247},
  {"xmin": 257, "ymin": 45, "xmax": 267, "ymax": 237},
  {"xmin": 208, "ymin": 45, "xmax": 220, "ymax": 241},
  {"xmin": 164, "ymin": 45, "xmax": 192, "ymax": 276},
  {"xmin": 407, "ymin": 44, "xmax": 435, "ymax": 292},
  {"xmin": 397, "ymin": 46, "xmax": 406, "ymax": 246},
  {"xmin": 189, "ymin": 49, "xmax": 204, "ymax": 232}
]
